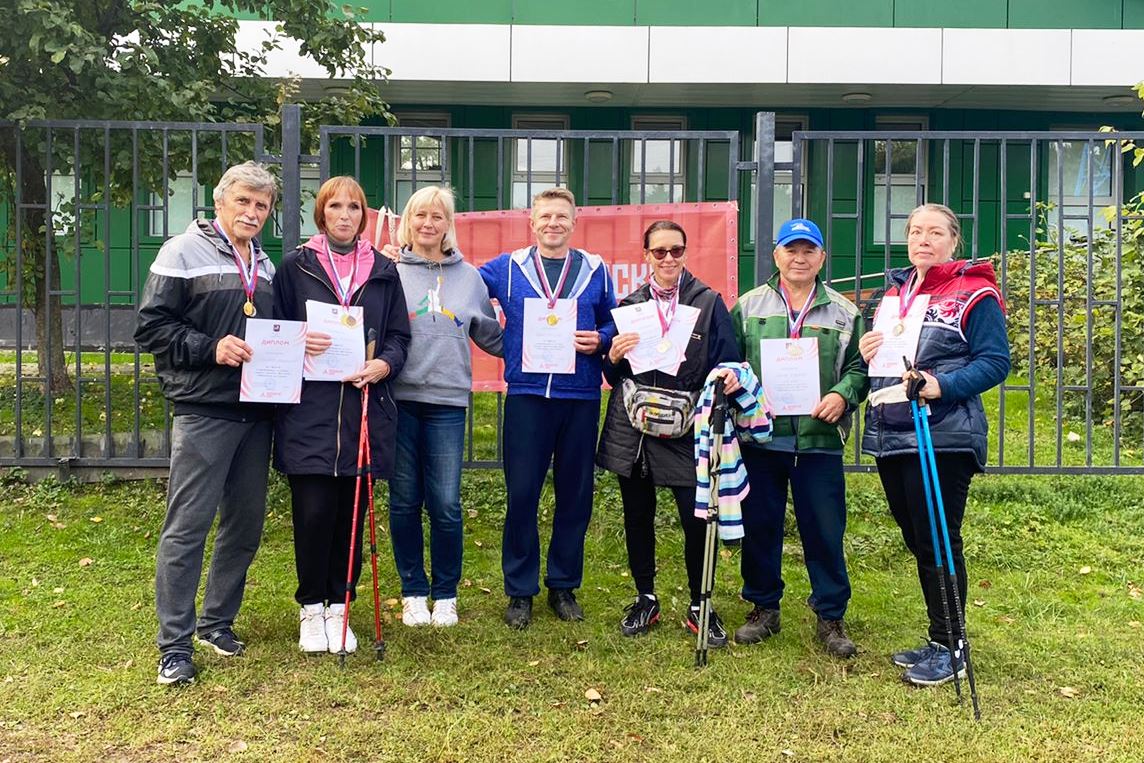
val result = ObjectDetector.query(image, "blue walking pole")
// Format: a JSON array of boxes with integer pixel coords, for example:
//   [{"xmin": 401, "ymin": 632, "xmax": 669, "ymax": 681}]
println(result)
[{"xmin": 905, "ymin": 358, "xmax": 981, "ymax": 719}]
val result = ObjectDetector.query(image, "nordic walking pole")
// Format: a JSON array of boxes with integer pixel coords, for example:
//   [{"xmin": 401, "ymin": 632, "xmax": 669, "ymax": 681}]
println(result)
[
  {"xmin": 904, "ymin": 358, "xmax": 963, "ymax": 704},
  {"xmin": 360, "ymin": 402, "xmax": 386, "ymax": 661},
  {"xmin": 338, "ymin": 387, "xmax": 370, "ymax": 667},
  {"xmin": 916, "ymin": 378, "xmax": 982, "ymax": 720},
  {"xmin": 696, "ymin": 381, "xmax": 727, "ymax": 668}
]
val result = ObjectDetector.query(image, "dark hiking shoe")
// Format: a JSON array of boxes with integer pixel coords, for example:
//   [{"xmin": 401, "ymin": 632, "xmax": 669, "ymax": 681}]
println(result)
[
  {"xmin": 904, "ymin": 643, "xmax": 967, "ymax": 686},
  {"xmin": 196, "ymin": 627, "xmax": 245, "ymax": 657},
  {"xmin": 156, "ymin": 653, "xmax": 196, "ymax": 686},
  {"xmin": 504, "ymin": 596, "xmax": 533, "ymax": 629},
  {"xmin": 547, "ymin": 589, "xmax": 584, "ymax": 621},
  {"xmin": 892, "ymin": 639, "xmax": 940, "ymax": 668},
  {"xmin": 687, "ymin": 606, "xmax": 728, "ymax": 648},
  {"xmin": 816, "ymin": 616, "xmax": 858, "ymax": 659},
  {"xmin": 619, "ymin": 595, "xmax": 661, "ymax": 637},
  {"xmin": 734, "ymin": 605, "xmax": 781, "ymax": 644}
]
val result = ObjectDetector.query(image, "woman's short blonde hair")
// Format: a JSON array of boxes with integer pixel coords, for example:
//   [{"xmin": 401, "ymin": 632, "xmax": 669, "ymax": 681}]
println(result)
[
  {"xmin": 312, "ymin": 176, "xmax": 369, "ymax": 238},
  {"xmin": 397, "ymin": 185, "xmax": 458, "ymax": 253},
  {"xmin": 905, "ymin": 203, "xmax": 964, "ymax": 256}
]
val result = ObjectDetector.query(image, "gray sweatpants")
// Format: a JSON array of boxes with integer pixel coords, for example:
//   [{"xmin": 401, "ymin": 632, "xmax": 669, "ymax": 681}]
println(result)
[{"xmin": 155, "ymin": 413, "xmax": 272, "ymax": 655}]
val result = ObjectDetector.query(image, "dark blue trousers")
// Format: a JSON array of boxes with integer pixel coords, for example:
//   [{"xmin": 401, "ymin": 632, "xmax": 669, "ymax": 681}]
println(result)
[
  {"xmin": 739, "ymin": 447, "xmax": 851, "ymax": 621},
  {"xmin": 502, "ymin": 394, "xmax": 598, "ymax": 597}
]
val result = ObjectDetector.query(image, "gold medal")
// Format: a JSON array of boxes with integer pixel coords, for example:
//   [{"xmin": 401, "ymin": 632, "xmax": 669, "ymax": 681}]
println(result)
[
  {"xmin": 546, "ymin": 313, "xmax": 559, "ymax": 326},
  {"xmin": 892, "ymin": 321, "xmax": 906, "ymax": 336},
  {"xmin": 341, "ymin": 313, "xmax": 357, "ymax": 328},
  {"xmin": 786, "ymin": 342, "xmax": 804, "ymax": 358},
  {"xmin": 656, "ymin": 339, "xmax": 672, "ymax": 354},
  {"xmin": 243, "ymin": 300, "xmax": 256, "ymax": 317}
]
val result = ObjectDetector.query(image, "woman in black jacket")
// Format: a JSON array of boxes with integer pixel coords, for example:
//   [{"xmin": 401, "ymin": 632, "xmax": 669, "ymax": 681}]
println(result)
[
  {"xmin": 272, "ymin": 176, "xmax": 411, "ymax": 655},
  {"xmin": 596, "ymin": 220, "xmax": 740, "ymax": 646}
]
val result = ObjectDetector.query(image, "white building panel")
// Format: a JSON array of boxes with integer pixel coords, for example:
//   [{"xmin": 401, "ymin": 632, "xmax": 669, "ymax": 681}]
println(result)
[
  {"xmin": 942, "ymin": 29, "xmax": 1071, "ymax": 86},
  {"xmin": 649, "ymin": 26, "xmax": 787, "ymax": 83},
  {"xmin": 787, "ymin": 27, "xmax": 942, "ymax": 84},
  {"xmin": 1070, "ymin": 30, "xmax": 1144, "ymax": 86},
  {"xmin": 371, "ymin": 23, "xmax": 511, "ymax": 81},
  {"xmin": 511, "ymin": 25, "xmax": 648, "ymax": 83}
]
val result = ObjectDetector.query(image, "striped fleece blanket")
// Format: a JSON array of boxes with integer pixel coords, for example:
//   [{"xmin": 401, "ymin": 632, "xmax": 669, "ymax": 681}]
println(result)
[{"xmin": 693, "ymin": 363, "xmax": 773, "ymax": 540}]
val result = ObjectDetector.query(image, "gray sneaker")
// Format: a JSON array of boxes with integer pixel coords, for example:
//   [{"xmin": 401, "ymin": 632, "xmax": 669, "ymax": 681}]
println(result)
[{"xmin": 734, "ymin": 605, "xmax": 781, "ymax": 644}]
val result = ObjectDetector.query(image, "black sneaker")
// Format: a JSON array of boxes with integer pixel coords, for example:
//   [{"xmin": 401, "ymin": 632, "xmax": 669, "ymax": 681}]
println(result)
[
  {"xmin": 687, "ymin": 605, "xmax": 728, "ymax": 648},
  {"xmin": 547, "ymin": 589, "xmax": 584, "ymax": 621},
  {"xmin": 619, "ymin": 595, "xmax": 661, "ymax": 637},
  {"xmin": 196, "ymin": 627, "xmax": 245, "ymax": 657},
  {"xmin": 734, "ymin": 605, "xmax": 781, "ymax": 644},
  {"xmin": 156, "ymin": 653, "xmax": 196, "ymax": 686},
  {"xmin": 816, "ymin": 616, "xmax": 858, "ymax": 659},
  {"xmin": 504, "ymin": 596, "xmax": 533, "ymax": 630}
]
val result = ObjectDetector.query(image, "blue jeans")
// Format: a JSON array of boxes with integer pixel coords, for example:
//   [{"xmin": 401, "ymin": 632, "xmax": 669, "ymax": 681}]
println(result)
[
  {"xmin": 387, "ymin": 400, "xmax": 466, "ymax": 599},
  {"xmin": 739, "ymin": 447, "xmax": 851, "ymax": 621}
]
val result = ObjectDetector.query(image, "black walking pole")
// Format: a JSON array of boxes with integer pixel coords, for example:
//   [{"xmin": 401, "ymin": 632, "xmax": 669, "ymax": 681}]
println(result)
[{"xmin": 696, "ymin": 382, "xmax": 728, "ymax": 668}]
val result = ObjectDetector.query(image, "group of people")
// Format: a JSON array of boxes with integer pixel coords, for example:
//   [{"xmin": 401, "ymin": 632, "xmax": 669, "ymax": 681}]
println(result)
[{"xmin": 136, "ymin": 161, "xmax": 1009, "ymax": 690}]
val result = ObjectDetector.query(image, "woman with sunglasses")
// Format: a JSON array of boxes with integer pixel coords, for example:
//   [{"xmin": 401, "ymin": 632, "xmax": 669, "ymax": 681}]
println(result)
[{"xmin": 596, "ymin": 220, "xmax": 740, "ymax": 647}]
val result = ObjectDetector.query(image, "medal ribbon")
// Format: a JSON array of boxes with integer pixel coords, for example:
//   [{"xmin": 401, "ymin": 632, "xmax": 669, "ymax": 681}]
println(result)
[
  {"xmin": 898, "ymin": 269, "xmax": 923, "ymax": 321},
  {"xmin": 649, "ymin": 282, "xmax": 679, "ymax": 337},
  {"xmin": 532, "ymin": 250, "xmax": 574, "ymax": 309},
  {"xmin": 213, "ymin": 221, "xmax": 258, "ymax": 304},
  {"xmin": 778, "ymin": 281, "xmax": 816, "ymax": 339},
  {"xmin": 324, "ymin": 239, "xmax": 359, "ymax": 309}
]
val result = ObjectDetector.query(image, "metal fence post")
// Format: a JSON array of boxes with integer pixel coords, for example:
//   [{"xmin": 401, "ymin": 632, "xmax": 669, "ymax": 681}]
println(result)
[
  {"xmin": 280, "ymin": 104, "xmax": 302, "ymax": 254},
  {"xmin": 754, "ymin": 112, "xmax": 776, "ymax": 284}
]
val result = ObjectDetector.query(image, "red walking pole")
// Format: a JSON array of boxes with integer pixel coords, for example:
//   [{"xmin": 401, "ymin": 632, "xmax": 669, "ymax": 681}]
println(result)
[
  {"xmin": 360, "ymin": 395, "xmax": 386, "ymax": 661},
  {"xmin": 338, "ymin": 387, "xmax": 370, "ymax": 666}
]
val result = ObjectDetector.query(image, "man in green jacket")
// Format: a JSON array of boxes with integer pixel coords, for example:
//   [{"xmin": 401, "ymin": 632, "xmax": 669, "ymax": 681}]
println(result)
[{"xmin": 730, "ymin": 218, "xmax": 867, "ymax": 658}]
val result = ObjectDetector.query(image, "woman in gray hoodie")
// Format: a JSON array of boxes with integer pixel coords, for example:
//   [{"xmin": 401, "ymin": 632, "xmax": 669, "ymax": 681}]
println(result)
[{"xmin": 383, "ymin": 185, "xmax": 503, "ymax": 627}]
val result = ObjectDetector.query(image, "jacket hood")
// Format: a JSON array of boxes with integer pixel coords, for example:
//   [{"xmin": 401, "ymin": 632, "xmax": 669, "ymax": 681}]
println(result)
[
  {"xmin": 301, "ymin": 233, "xmax": 375, "ymax": 261},
  {"xmin": 888, "ymin": 259, "xmax": 1001, "ymax": 292},
  {"xmin": 397, "ymin": 246, "xmax": 465, "ymax": 267}
]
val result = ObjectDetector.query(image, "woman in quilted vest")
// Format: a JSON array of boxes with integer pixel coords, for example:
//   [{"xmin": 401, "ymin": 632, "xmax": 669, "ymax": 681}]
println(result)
[
  {"xmin": 595, "ymin": 220, "xmax": 740, "ymax": 647},
  {"xmin": 859, "ymin": 203, "xmax": 1010, "ymax": 687}
]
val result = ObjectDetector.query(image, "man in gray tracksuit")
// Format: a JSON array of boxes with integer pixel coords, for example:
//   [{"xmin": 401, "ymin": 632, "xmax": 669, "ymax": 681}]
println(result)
[{"xmin": 134, "ymin": 162, "xmax": 278, "ymax": 686}]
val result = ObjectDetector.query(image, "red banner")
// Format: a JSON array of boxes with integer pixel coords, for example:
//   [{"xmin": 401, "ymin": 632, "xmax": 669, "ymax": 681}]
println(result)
[{"xmin": 365, "ymin": 202, "xmax": 739, "ymax": 392}]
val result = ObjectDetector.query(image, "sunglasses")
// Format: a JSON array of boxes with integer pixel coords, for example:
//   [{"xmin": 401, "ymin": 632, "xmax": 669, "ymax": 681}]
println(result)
[{"xmin": 647, "ymin": 245, "xmax": 686, "ymax": 260}]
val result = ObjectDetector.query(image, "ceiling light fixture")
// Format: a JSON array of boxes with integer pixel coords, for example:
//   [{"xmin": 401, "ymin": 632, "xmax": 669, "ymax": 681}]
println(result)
[
  {"xmin": 1103, "ymin": 94, "xmax": 1138, "ymax": 107},
  {"xmin": 584, "ymin": 89, "xmax": 614, "ymax": 104},
  {"xmin": 841, "ymin": 92, "xmax": 872, "ymax": 104}
]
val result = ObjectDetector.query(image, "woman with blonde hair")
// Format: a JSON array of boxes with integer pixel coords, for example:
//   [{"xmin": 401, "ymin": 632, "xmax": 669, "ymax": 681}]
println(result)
[
  {"xmin": 382, "ymin": 186, "xmax": 502, "ymax": 627},
  {"xmin": 859, "ymin": 203, "xmax": 1009, "ymax": 687},
  {"xmin": 273, "ymin": 175, "xmax": 411, "ymax": 654}
]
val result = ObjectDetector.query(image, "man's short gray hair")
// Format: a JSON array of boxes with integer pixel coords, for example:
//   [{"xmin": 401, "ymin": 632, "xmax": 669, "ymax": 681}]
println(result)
[{"xmin": 213, "ymin": 161, "xmax": 279, "ymax": 206}]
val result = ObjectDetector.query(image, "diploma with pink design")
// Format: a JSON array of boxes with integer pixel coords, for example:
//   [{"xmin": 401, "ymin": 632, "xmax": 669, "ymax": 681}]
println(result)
[{"xmin": 240, "ymin": 319, "xmax": 307, "ymax": 404}]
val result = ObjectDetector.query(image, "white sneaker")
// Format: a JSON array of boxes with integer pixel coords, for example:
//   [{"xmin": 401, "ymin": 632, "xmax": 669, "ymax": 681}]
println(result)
[
  {"xmin": 325, "ymin": 603, "xmax": 357, "ymax": 654},
  {"xmin": 402, "ymin": 596, "xmax": 431, "ymax": 626},
  {"xmin": 298, "ymin": 604, "xmax": 328, "ymax": 653},
  {"xmin": 431, "ymin": 598, "xmax": 458, "ymax": 627}
]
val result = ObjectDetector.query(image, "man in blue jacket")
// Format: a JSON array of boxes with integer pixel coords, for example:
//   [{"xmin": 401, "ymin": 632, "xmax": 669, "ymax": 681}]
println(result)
[{"xmin": 480, "ymin": 188, "xmax": 617, "ymax": 628}]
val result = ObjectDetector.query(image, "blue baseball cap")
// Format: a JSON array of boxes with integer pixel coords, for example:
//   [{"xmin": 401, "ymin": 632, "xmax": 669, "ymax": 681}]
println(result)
[{"xmin": 776, "ymin": 218, "xmax": 824, "ymax": 248}]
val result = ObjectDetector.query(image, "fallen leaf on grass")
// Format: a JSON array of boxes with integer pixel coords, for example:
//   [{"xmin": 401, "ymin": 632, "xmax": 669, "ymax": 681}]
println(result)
[
  {"xmin": 52, "ymin": 587, "xmax": 64, "ymax": 594},
  {"xmin": 45, "ymin": 514, "xmax": 57, "ymax": 522},
  {"xmin": 30, "ymin": 578, "xmax": 39, "ymax": 587},
  {"xmin": 781, "ymin": 750, "xmax": 795, "ymax": 758},
  {"xmin": 123, "ymin": 660, "xmax": 133, "ymax": 670},
  {"xmin": 52, "ymin": 522, "xmax": 66, "ymax": 530},
  {"xmin": 130, "ymin": 603, "xmax": 142, "ymax": 612},
  {"xmin": 467, "ymin": 509, "xmax": 478, "ymax": 518},
  {"xmin": 78, "ymin": 558, "xmax": 93, "ymax": 567},
  {"xmin": 1127, "ymin": 582, "xmax": 1141, "ymax": 599},
  {"xmin": 227, "ymin": 740, "xmax": 248, "ymax": 753},
  {"xmin": 1059, "ymin": 686, "xmax": 1080, "ymax": 699},
  {"xmin": 1066, "ymin": 431, "xmax": 1081, "ymax": 443},
  {"xmin": 719, "ymin": 548, "xmax": 732, "ymax": 560},
  {"xmin": 1079, "ymin": 566, "xmax": 1092, "ymax": 575},
  {"xmin": 52, "ymin": 601, "xmax": 66, "ymax": 608},
  {"xmin": 1128, "ymin": 621, "xmax": 1141, "ymax": 629},
  {"xmin": 384, "ymin": 598, "xmax": 399, "ymax": 608},
  {"xmin": 69, "ymin": 711, "xmax": 84, "ymax": 719},
  {"xmin": 584, "ymin": 688, "xmax": 602, "ymax": 702},
  {"xmin": 575, "ymin": 640, "xmax": 589, "ymax": 650},
  {"xmin": 212, "ymin": 685, "xmax": 228, "ymax": 694},
  {"xmin": 997, "ymin": 615, "xmax": 1015, "ymax": 624},
  {"xmin": 528, "ymin": 660, "xmax": 540, "ymax": 667},
  {"xmin": 973, "ymin": 599, "xmax": 986, "ymax": 607},
  {"xmin": 978, "ymin": 579, "xmax": 992, "ymax": 589},
  {"xmin": 479, "ymin": 587, "xmax": 492, "ymax": 594},
  {"xmin": 462, "ymin": 579, "xmax": 473, "ymax": 588},
  {"xmin": 89, "ymin": 516, "xmax": 103, "ymax": 524},
  {"xmin": 473, "ymin": 540, "xmax": 483, "ymax": 548},
  {"xmin": 644, "ymin": 687, "xmax": 663, "ymax": 694}
]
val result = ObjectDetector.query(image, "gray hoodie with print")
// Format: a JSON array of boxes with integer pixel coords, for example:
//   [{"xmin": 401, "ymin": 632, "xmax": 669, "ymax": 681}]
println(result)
[{"xmin": 392, "ymin": 247, "xmax": 503, "ymax": 408}]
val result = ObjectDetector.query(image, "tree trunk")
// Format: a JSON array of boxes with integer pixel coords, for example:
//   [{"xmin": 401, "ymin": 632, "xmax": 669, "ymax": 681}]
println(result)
[{"xmin": 1, "ymin": 131, "xmax": 72, "ymax": 395}]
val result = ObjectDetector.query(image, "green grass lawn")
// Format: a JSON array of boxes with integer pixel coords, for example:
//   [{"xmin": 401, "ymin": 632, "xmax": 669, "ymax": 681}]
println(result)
[{"xmin": 1, "ymin": 470, "xmax": 1142, "ymax": 761}]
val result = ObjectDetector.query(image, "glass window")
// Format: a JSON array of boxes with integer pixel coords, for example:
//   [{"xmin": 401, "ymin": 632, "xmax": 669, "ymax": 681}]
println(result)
[
  {"xmin": 48, "ymin": 172, "xmax": 77, "ymax": 237},
  {"xmin": 872, "ymin": 118, "xmax": 927, "ymax": 245},
  {"xmin": 1047, "ymin": 136, "xmax": 1115, "ymax": 238},
  {"xmin": 512, "ymin": 115, "xmax": 570, "ymax": 209},
  {"xmin": 148, "ymin": 175, "xmax": 208, "ymax": 238},
  {"xmin": 394, "ymin": 113, "xmax": 450, "ymax": 210},
  {"xmin": 272, "ymin": 165, "xmax": 322, "ymax": 239},
  {"xmin": 630, "ymin": 116, "xmax": 685, "ymax": 204}
]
